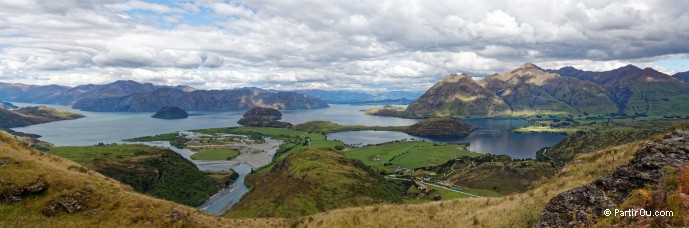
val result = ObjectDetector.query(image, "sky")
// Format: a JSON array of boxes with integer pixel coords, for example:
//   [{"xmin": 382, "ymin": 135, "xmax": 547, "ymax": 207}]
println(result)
[{"xmin": 1, "ymin": 0, "xmax": 689, "ymax": 91}]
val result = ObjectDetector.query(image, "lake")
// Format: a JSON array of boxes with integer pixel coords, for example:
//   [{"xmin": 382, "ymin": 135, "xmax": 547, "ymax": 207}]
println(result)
[
  {"xmin": 12, "ymin": 103, "xmax": 563, "ymax": 159},
  {"xmin": 11, "ymin": 103, "xmax": 418, "ymax": 146},
  {"xmin": 327, "ymin": 119, "xmax": 565, "ymax": 159}
]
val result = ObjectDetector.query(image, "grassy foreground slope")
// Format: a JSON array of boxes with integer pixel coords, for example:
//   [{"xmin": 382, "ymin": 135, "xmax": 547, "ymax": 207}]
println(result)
[
  {"xmin": 49, "ymin": 144, "xmax": 219, "ymax": 207},
  {"xmin": 227, "ymin": 149, "xmax": 404, "ymax": 218},
  {"xmin": 295, "ymin": 138, "xmax": 652, "ymax": 227},
  {"xmin": 0, "ymin": 132, "xmax": 284, "ymax": 227}
]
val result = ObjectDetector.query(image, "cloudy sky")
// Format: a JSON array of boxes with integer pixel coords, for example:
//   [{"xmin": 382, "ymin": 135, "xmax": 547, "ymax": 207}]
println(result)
[{"xmin": 1, "ymin": 0, "xmax": 689, "ymax": 91}]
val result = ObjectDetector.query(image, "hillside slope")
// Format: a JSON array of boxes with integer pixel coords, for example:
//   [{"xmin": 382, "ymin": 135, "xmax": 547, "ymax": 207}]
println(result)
[
  {"xmin": 292, "ymin": 136, "xmax": 652, "ymax": 227},
  {"xmin": 226, "ymin": 149, "xmax": 403, "ymax": 218},
  {"xmin": 0, "ymin": 132, "xmax": 284, "ymax": 227}
]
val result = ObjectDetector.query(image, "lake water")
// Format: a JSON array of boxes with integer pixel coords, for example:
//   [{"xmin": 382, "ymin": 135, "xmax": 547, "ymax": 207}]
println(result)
[
  {"xmin": 11, "ymin": 103, "xmax": 418, "ymax": 146},
  {"xmin": 327, "ymin": 119, "xmax": 565, "ymax": 159}
]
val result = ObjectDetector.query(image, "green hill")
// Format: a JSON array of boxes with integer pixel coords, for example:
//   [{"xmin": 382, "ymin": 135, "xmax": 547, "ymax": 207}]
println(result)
[
  {"xmin": 48, "ymin": 144, "xmax": 219, "ymax": 207},
  {"xmin": 226, "ymin": 149, "xmax": 404, "ymax": 218}
]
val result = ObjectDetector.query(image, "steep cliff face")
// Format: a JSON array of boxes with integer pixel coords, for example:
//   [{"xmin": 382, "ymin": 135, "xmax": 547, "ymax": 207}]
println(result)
[
  {"xmin": 406, "ymin": 73, "xmax": 510, "ymax": 117},
  {"xmin": 73, "ymin": 88, "xmax": 329, "ymax": 112},
  {"xmin": 538, "ymin": 131, "xmax": 689, "ymax": 227}
]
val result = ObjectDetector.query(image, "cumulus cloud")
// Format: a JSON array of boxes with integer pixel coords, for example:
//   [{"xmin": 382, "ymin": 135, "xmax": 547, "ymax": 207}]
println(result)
[{"xmin": 1, "ymin": 0, "xmax": 689, "ymax": 91}]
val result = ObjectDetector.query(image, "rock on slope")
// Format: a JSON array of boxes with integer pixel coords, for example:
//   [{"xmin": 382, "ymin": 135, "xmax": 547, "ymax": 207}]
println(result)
[{"xmin": 538, "ymin": 131, "xmax": 689, "ymax": 227}]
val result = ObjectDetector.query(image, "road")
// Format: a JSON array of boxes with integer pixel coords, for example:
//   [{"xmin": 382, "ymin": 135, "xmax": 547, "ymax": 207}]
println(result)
[{"xmin": 386, "ymin": 177, "xmax": 482, "ymax": 198}]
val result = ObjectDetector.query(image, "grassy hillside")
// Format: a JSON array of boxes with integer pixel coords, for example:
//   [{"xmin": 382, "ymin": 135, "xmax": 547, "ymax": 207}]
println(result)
[
  {"xmin": 48, "ymin": 144, "xmax": 219, "ymax": 206},
  {"xmin": 294, "ymin": 138, "xmax": 652, "ymax": 227},
  {"xmin": 226, "ymin": 149, "xmax": 404, "ymax": 218},
  {"xmin": 0, "ymin": 131, "xmax": 284, "ymax": 227},
  {"xmin": 543, "ymin": 130, "xmax": 657, "ymax": 161}
]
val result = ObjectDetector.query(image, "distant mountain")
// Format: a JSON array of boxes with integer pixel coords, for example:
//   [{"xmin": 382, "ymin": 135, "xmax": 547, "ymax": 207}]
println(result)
[
  {"xmin": 0, "ymin": 106, "xmax": 84, "ymax": 129},
  {"xmin": 674, "ymin": 71, "xmax": 689, "ymax": 84},
  {"xmin": 0, "ymin": 80, "xmax": 195, "ymax": 105},
  {"xmin": 407, "ymin": 73, "xmax": 510, "ymax": 117},
  {"xmin": 73, "ymin": 88, "xmax": 329, "ymax": 112},
  {"xmin": 481, "ymin": 63, "xmax": 616, "ymax": 116},
  {"xmin": 552, "ymin": 65, "xmax": 689, "ymax": 116},
  {"xmin": 0, "ymin": 101, "xmax": 17, "ymax": 109},
  {"xmin": 242, "ymin": 87, "xmax": 423, "ymax": 104},
  {"xmin": 406, "ymin": 64, "xmax": 616, "ymax": 118},
  {"xmin": 299, "ymin": 90, "xmax": 423, "ymax": 104}
]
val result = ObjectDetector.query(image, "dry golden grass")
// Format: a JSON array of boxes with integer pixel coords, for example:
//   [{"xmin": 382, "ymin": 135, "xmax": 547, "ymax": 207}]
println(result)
[{"xmin": 0, "ymin": 132, "xmax": 284, "ymax": 227}]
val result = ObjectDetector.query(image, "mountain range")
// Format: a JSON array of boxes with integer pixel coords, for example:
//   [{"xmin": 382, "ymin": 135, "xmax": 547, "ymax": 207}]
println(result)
[
  {"xmin": 242, "ymin": 87, "xmax": 423, "ymax": 104},
  {"xmin": 0, "ymin": 80, "xmax": 328, "ymax": 112},
  {"xmin": 404, "ymin": 63, "xmax": 689, "ymax": 118}
]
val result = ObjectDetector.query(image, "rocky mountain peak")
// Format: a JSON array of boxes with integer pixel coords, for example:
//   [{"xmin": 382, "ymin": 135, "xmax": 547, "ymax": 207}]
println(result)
[
  {"xmin": 514, "ymin": 63, "xmax": 544, "ymax": 71},
  {"xmin": 439, "ymin": 73, "xmax": 472, "ymax": 83}
]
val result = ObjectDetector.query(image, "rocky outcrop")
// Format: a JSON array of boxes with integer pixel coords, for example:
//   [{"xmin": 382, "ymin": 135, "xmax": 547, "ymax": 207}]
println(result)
[
  {"xmin": 405, "ymin": 117, "xmax": 474, "ymax": 137},
  {"xmin": 1, "ymin": 177, "xmax": 48, "ymax": 204},
  {"xmin": 537, "ymin": 131, "xmax": 689, "ymax": 227},
  {"xmin": 42, "ymin": 190, "xmax": 93, "ymax": 217},
  {"xmin": 73, "ymin": 88, "xmax": 329, "ymax": 112},
  {"xmin": 152, "ymin": 106, "xmax": 189, "ymax": 119},
  {"xmin": 237, "ymin": 107, "xmax": 293, "ymax": 128}
]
